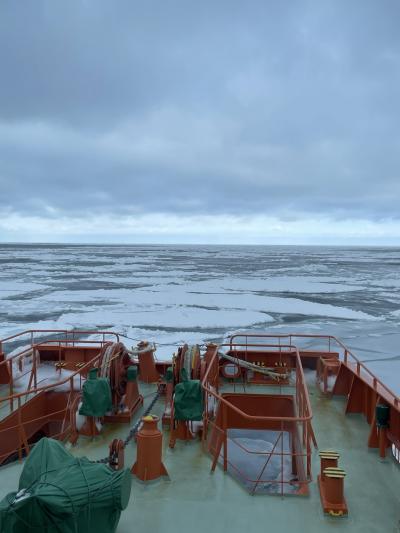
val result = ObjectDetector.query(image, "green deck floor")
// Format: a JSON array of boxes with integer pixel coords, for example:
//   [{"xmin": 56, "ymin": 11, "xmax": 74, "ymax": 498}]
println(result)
[{"xmin": 1, "ymin": 379, "xmax": 400, "ymax": 533}]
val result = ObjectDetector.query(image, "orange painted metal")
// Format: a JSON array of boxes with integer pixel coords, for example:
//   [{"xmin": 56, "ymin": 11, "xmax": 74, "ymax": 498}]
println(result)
[
  {"xmin": 316, "ymin": 356, "xmax": 340, "ymax": 394},
  {"xmin": 0, "ymin": 330, "xmax": 128, "ymax": 463},
  {"xmin": 318, "ymin": 466, "xmax": 348, "ymax": 516},
  {"xmin": 169, "ymin": 420, "xmax": 195, "ymax": 448},
  {"xmin": 162, "ymin": 380, "xmax": 174, "ymax": 428},
  {"xmin": 0, "ymin": 390, "xmax": 80, "ymax": 464},
  {"xmin": 137, "ymin": 342, "xmax": 161, "ymax": 383},
  {"xmin": 228, "ymin": 333, "xmax": 400, "ymax": 458},
  {"xmin": 131, "ymin": 415, "xmax": 168, "ymax": 482},
  {"xmin": 319, "ymin": 450, "xmax": 339, "ymax": 479},
  {"xmin": 0, "ymin": 350, "xmax": 10, "ymax": 384},
  {"xmin": 124, "ymin": 379, "xmax": 143, "ymax": 414},
  {"xmin": 79, "ymin": 416, "xmax": 101, "ymax": 438},
  {"xmin": 202, "ymin": 342, "xmax": 315, "ymax": 495}
]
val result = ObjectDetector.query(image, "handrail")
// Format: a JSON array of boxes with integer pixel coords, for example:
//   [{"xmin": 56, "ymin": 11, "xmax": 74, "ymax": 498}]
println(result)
[
  {"xmin": 201, "ymin": 343, "xmax": 313, "ymax": 422},
  {"xmin": 0, "ymin": 339, "xmax": 112, "ymax": 404},
  {"xmin": 0, "ymin": 338, "xmax": 113, "ymax": 368},
  {"xmin": 0, "ymin": 329, "xmax": 120, "ymax": 355},
  {"xmin": 0, "ymin": 400, "xmax": 79, "ymax": 464},
  {"xmin": 0, "ymin": 329, "xmax": 120, "ymax": 344},
  {"xmin": 229, "ymin": 333, "xmax": 400, "ymax": 408}
]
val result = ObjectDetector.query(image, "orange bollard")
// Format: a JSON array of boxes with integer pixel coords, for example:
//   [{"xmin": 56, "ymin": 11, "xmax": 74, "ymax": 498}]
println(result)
[
  {"xmin": 323, "ymin": 468, "xmax": 346, "ymax": 505},
  {"xmin": 319, "ymin": 450, "xmax": 339, "ymax": 480},
  {"xmin": 137, "ymin": 342, "xmax": 161, "ymax": 383},
  {"xmin": 318, "ymin": 466, "xmax": 348, "ymax": 516},
  {"xmin": 131, "ymin": 415, "xmax": 169, "ymax": 482}
]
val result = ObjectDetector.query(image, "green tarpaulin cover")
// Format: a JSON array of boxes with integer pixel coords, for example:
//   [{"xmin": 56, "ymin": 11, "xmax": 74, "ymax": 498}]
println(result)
[
  {"xmin": 165, "ymin": 366, "xmax": 173, "ymax": 383},
  {"xmin": 0, "ymin": 438, "xmax": 131, "ymax": 533},
  {"xmin": 79, "ymin": 376, "xmax": 112, "ymax": 417},
  {"xmin": 126, "ymin": 365, "xmax": 138, "ymax": 381},
  {"xmin": 173, "ymin": 369, "xmax": 203, "ymax": 421}
]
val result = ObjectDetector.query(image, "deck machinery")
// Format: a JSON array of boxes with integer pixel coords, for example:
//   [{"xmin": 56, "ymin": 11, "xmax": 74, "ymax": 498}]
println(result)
[{"xmin": 0, "ymin": 329, "xmax": 399, "ymax": 526}]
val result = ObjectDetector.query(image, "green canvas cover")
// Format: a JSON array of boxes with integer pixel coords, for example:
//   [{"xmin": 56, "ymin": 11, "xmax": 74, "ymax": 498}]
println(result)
[
  {"xmin": 0, "ymin": 438, "xmax": 131, "ymax": 533},
  {"xmin": 79, "ymin": 376, "xmax": 112, "ymax": 417},
  {"xmin": 165, "ymin": 366, "xmax": 173, "ymax": 383},
  {"xmin": 173, "ymin": 369, "xmax": 203, "ymax": 421},
  {"xmin": 126, "ymin": 365, "xmax": 138, "ymax": 381}
]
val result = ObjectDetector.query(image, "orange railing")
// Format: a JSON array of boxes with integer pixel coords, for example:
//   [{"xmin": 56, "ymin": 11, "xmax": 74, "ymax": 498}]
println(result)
[
  {"xmin": 0, "ymin": 329, "xmax": 119, "ymax": 407},
  {"xmin": 0, "ymin": 330, "xmax": 120, "ymax": 463},
  {"xmin": 0, "ymin": 398, "xmax": 79, "ymax": 464},
  {"xmin": 0, "ymin": 329, "xmax": 119, "ymax": 348},
  {"xmin": 201, "ymin": 342, "xmax": 314, "ymax": 495},
  {"xmin": 0, "ymin": 338, "xmax": 109, "ymax": 413},
  {"xmin": 229, "ymin": 333, "xmax": 400, "ymax": 409}
]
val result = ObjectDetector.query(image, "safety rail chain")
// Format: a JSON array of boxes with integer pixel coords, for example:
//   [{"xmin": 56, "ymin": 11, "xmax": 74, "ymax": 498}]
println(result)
[
  {"xmin": 201, "ymin": 343, "xmax": 315, "ymax": 494},
  {"xmin": 228, "ymin": 333, "xmax": 400, "ymax": 410}
]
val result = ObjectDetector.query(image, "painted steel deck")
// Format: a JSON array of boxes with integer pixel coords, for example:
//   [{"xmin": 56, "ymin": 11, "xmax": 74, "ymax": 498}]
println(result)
[{"xmin": 1, "ymin": 380, "xmax": 399, "ymax": 533}]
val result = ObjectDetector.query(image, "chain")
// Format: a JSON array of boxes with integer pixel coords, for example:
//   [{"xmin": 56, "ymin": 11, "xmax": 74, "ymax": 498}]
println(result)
[{"xmin": 94, "ymin": 386, "xmax": 162, "ymax": 464}]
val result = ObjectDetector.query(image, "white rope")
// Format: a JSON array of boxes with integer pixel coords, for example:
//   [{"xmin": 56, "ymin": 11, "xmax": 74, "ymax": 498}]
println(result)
[
  {"xmin": 99, "ymin": 343, "xmax": 114, "ymax": 378},
  {"xmin": 128, "ymin": 342, "xmax": 157, "ymax": 356},
  {"xmin": 218, "ymin": 352, "xmax": 289, "ymax": 381}
]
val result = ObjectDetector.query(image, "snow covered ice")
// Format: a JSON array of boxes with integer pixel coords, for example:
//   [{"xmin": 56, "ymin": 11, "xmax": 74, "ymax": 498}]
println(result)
[{"xmin": 1, "ymin": 244, "xmax": 400, "ymax": 393}]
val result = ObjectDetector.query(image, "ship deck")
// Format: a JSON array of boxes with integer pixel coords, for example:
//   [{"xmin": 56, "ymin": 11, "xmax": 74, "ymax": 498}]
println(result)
[{"xmin": 1, "ymin": 378, "xmax": 399, "ymax": 533}]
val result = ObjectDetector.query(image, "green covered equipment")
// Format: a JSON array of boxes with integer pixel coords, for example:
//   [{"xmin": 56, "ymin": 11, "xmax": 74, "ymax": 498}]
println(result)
[
  {"xmin": 79, "ymin": 371, "xmax": 112, "ymax": 417},
  {"xmin": 0, "ymin": 438, "xmax": 131, "ymax": 533},
  {"xmin": 174, "ymin": 368, "xmax": 204, "ymax": 421}
]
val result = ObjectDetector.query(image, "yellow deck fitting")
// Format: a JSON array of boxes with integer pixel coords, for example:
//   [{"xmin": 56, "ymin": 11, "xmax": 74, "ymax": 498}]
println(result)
[
  {"xmin": 319, "ymin": 450, "xmax": 340, "ymax": 459},
  {"xmin": 323, "ymin": 467, "xmax": 346, "ymax": 479}
]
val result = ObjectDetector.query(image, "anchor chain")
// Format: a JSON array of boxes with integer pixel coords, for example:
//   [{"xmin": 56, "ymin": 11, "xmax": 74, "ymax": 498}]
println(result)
[{"xmin": 94, "ymin": 385, "xmax": 162, "ymax": 464}]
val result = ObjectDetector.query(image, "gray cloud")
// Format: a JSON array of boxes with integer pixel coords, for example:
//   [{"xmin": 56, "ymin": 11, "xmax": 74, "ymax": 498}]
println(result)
[{"xmin": 1, "ymin": 0, "xmax": 400, "ymax": 233}]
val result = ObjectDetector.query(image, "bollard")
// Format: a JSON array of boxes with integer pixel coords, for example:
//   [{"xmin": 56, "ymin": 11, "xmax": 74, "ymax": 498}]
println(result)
[
  {"xmin": 131, "ymin": 415, "xmax": 168, "ymax": 482},
  {"xmin": 318, "ymin": 451, "xmax": 348, "ymax": 516},
  {"xmin": 137, "ymin": 342, "xmax": 161, "ymax": 383},
  {"xmin": 318, "ymin": 466, "xmax": 348, "ymax": 516},
  {"xmin": 319, "ymin": 450, "xmax": 339, "ymax": 480}
]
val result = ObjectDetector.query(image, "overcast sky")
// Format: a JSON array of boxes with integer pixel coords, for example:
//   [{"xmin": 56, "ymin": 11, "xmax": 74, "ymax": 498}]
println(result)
[{"xmin": 1, "ymin": 1, "xmax": 399, "ymax": 244}]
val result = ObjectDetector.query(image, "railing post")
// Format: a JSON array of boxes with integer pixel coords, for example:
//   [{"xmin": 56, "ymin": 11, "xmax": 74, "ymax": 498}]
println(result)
[
  {"xmin": 33, "ymin": 349, "xmax": 37, "ymax": 389},
  {"xmin": 9, "ymin": 361, "xmax": 14, "ymax": 412},
  {"xmin": 223, "ymin": 403, "xmax": 228, "ymax": 472},
  {"xmin": 280, "ymin": 419, "xmax": 284, "ymax": 497}
]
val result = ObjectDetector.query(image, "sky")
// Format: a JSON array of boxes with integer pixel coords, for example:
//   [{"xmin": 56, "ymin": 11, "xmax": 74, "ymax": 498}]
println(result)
[{"xmin": 0, "ymin": 1, "xmax": 400, "ymax": 245}]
